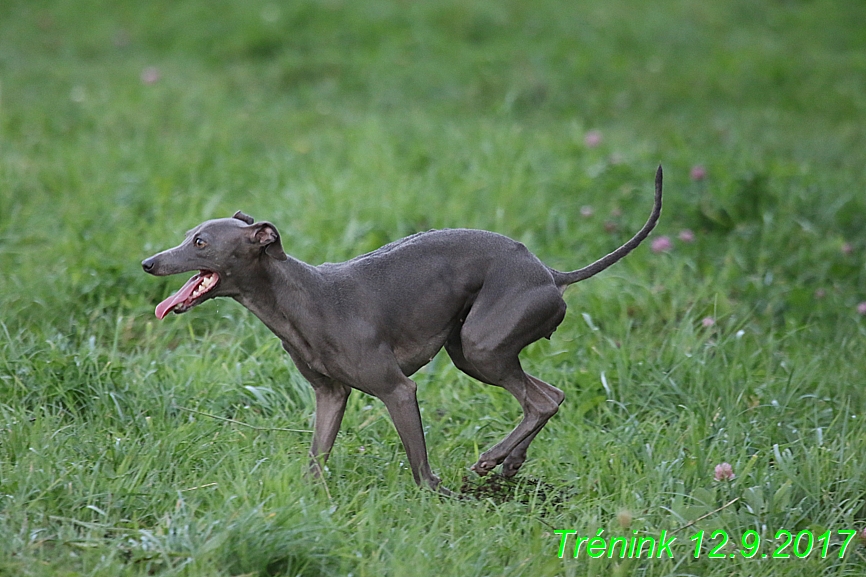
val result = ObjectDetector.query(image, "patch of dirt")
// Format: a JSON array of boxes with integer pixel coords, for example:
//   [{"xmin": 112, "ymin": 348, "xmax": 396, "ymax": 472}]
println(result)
[{"xmin": 459, "ymin": 473, "xmax": 569, "ymax": 506}]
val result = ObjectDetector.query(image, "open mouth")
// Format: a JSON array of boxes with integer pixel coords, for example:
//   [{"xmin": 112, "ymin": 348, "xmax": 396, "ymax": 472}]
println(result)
[{"xmin": 155, "ymin": 271, "xmax": 220, "ymax": 319}]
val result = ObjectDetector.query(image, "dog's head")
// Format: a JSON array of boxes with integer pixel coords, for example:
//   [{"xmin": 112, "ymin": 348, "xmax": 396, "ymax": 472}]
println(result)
[{"xmin": 142, "ymin": 211, "xmax": 287, "ymax": 319}]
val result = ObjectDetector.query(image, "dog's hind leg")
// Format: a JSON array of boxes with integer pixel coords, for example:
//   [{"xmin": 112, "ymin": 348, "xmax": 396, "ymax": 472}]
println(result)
[
  {"xmin": 450, "ymin": 282, "xmax": 567, "ymax": 476},
  {"xmin": 446, "ymin": 333, "xmax": 564, "ymax": 477},
  {"xmin": 499, "ymin": 375, "xmax": 564, "ymax": 477},
  {"xmin": 467, "ymin": 365, "xmax": 561, "ymax": 476}
]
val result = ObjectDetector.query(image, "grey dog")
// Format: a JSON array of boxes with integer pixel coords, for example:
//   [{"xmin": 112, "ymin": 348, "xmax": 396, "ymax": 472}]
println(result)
[{"xmin": 142, "ymin": 166, "xmax": 662, "ymax": 493}]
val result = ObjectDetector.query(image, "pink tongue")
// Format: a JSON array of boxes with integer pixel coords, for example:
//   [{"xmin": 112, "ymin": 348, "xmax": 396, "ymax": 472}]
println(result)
[{"xmin": 155, "ymin": 273, "xmax": 204, "ymax": 320}]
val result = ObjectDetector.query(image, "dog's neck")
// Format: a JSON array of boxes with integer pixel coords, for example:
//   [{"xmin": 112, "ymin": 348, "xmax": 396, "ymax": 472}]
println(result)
[{"xmin": 232, "ymin": 255, "xmax": 326, "ymax": 356}]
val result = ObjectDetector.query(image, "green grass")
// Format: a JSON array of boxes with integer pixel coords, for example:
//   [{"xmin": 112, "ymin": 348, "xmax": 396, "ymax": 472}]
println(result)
[{"xmin": 2, "ymin": 0, "xmax": 866, "ymax": 575}]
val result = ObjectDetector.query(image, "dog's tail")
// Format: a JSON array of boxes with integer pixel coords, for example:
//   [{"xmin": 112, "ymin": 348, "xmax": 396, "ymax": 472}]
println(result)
[{"xmin": 554, "ymin": 165, "xmax": 663, "ymax": 288}]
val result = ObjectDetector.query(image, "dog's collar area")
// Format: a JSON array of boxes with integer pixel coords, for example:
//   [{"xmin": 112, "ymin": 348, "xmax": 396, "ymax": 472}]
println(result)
[{"xmin": 155, "ymin": 271, "xmax": 220, "ymax": 319}]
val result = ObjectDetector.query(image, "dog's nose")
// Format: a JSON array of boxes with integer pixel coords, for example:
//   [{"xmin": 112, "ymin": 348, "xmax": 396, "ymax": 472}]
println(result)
[{"xmin": 142, "ymin": 257, "xmax": 156, "ymax": 273}]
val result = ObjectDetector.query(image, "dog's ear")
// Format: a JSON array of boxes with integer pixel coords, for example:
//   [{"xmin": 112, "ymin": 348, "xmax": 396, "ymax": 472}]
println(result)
[
  {"xmin": 250, "ymin": 222, "xmax": 288, "ymax": 261},
  {"xmin": 233, "ymin": 211, "xmax": 255, "ymax": 225}
]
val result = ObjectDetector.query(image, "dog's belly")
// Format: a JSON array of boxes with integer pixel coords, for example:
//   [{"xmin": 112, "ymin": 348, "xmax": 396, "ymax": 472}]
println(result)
[
  {"xmin": 375, "ymin": 285, "xmax": 471, "ymax": 377},
  {"xmin": 391, "ymin": 328, "xmax": 453, "ymax": 376}
]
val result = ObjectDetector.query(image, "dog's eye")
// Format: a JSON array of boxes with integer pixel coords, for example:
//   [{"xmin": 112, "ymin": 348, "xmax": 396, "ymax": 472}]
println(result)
[{"xmin": 194, "ymin": 237, "xmax": 207, "ymax": 248}]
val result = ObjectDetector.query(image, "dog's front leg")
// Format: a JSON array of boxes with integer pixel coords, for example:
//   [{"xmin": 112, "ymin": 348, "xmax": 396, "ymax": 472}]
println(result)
[
  {"xmin": 308, "ymin": 381, "xmax": 352, "ymax": 478},
  {"xmin": 378, "ymin": 378, "xmax": 450, "ymax": 494}
]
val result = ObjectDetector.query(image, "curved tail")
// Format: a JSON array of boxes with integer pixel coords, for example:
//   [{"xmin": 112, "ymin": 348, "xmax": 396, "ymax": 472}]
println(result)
[{"xmin": 555, "ymin": 165, "xmax": 663, "ymax": 288}]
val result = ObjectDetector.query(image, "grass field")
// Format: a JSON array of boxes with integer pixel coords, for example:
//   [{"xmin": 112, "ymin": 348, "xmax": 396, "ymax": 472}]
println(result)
[{"xmin": 2, "ymin": 0, "xmax": 866, "ymax": 575}]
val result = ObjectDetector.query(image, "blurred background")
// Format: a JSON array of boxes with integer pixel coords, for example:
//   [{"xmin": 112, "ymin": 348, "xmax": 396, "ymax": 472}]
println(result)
[{"xmin": 1, "ymin": 0, "xmax": 864, "ymax": 336}]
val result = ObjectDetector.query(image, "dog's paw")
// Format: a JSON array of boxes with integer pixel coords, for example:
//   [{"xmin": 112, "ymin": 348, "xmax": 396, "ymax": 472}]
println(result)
[
  {"xmin": 500, "ymin": 460, "xmax": 523, "ymax": 478},
  {"xmin": 470, "ymin": 460, "xmax": 496, "ymax": 476},
  {"xmin": 500, "ymin": 450, "xmax": 527, "ymax": 478}
]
